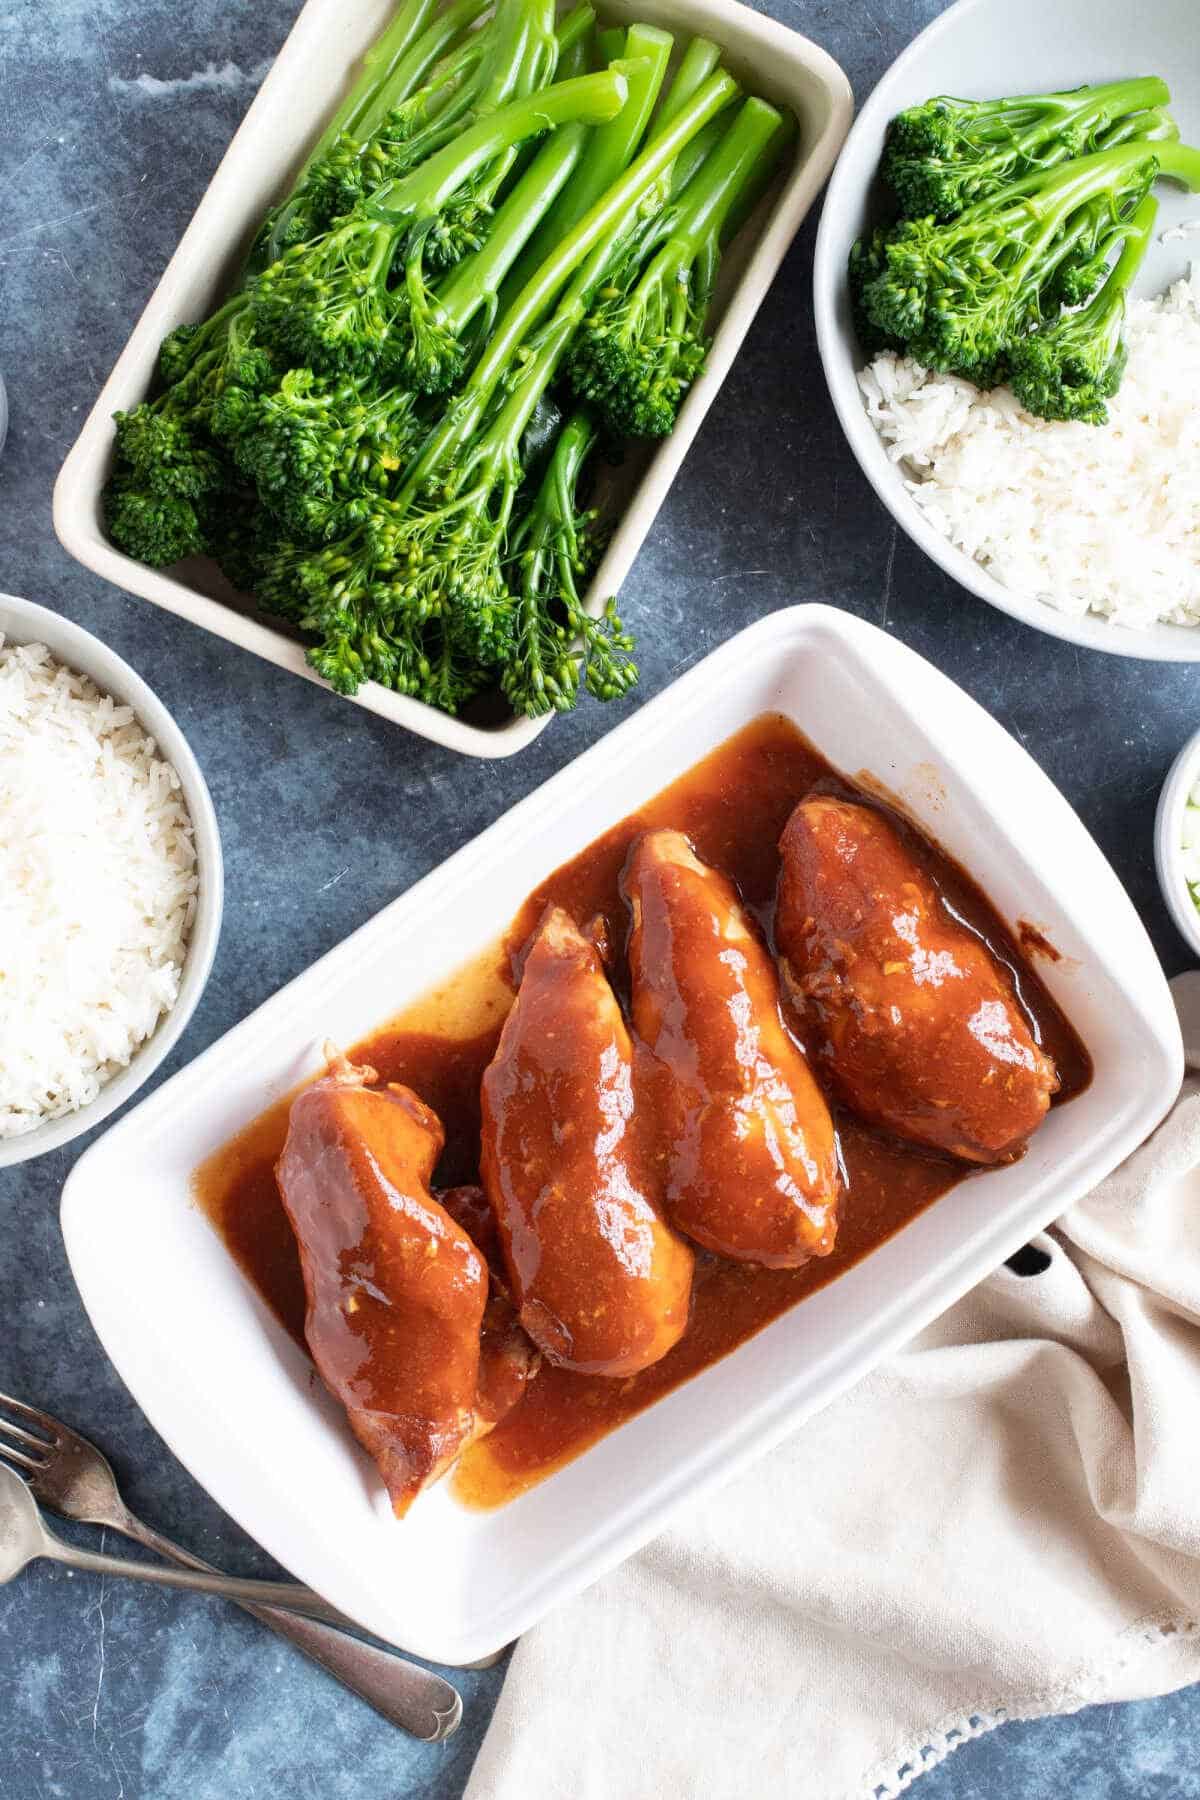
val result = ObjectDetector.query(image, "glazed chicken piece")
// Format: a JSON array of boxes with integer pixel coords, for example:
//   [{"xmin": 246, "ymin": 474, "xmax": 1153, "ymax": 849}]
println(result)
[
  {"xmin": 480, "ymin": 905, "xmax": 695, "ymax": 1377},
  {"xmin": 622, "ymin": 830, "xmax": 840, "ymax": 1269},
  {"xmin": 776, "ymin": 797, "xmax": 1059, "ymax": 1163},
  {"xmin": 277, "ymin": 1053, "xmax": 487, "ymax": 1518},
  {"xmin": 439, "ymin": 1185, "xmax": 540, "ymax": 1430}
]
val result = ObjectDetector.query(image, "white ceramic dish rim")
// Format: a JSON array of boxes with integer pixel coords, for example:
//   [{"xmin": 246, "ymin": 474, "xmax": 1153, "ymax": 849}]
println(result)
[
  {"xmin": 52, "ymin": 0, "xmax": 854, "ymax": 758},
  {"xmin": 812, "ymin": 0, "xmax": 1200, "ymax": 663},
  {"xmin": 59, "ymin": 605, "xmax": 1182, "ymax": 1663},
  {"xmin": 1155, "ymin": 726, "xmax": 1200, "ymax": 960},
  {"xmin": 0, "ymin": 592, "xmax": 224, "ymax": 1168}
]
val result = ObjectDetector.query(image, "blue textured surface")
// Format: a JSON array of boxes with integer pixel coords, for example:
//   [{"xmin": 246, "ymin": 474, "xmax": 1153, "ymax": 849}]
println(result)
[{"xmin": 1, "ymin": 1, "xmax": 1198, "ymax": 1794}]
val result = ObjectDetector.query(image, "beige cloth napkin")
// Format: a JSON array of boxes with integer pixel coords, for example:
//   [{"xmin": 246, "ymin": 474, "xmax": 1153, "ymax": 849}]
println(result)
[{"xmin": 466, "ymin": 974, "xmax": 1200, "ymax": 1800}]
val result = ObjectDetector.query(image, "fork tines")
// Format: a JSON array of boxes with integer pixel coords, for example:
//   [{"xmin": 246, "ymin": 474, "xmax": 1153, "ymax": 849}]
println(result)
[{"xmin": 0, "ymin": 1391, "xmax": 57, "ymax": 1471}]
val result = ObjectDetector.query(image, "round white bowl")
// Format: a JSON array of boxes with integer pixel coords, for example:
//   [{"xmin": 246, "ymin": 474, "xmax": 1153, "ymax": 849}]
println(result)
[
  {"xmin": 1155, "ymin": 726, "xmax": 1200, "ymax": 961},
  {"xmin": 813, "ymin": 0, "xmax": 1200, "ymax": 660},
  {"xmin": 0, "ymin": 593, "xmax": 223, "ymax": 1167}
]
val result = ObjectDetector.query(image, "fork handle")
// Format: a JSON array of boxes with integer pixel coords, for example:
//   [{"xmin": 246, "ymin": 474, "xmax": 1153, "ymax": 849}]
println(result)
[{"xmin": 44, "ymin": 1525, "xmax": 462, "ymax": 1740}]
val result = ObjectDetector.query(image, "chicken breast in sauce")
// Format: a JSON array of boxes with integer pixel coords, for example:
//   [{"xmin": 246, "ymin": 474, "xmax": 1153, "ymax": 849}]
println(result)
[
  {"xmin": 775, "ymin": 797, "xmax": 1058, "ymax": 1163},
  {"xmin": 480, "ymin": 905, "xmax": 695, "ymax": 1377},
  {"xmin": 439, "ymin": 1185, "xmax": 540, "ymax": 1431},
  {"xmin": 277, "ymin": 1053, "xmax": 487, "ymax": 1517},
  {"xmin": 623, "ymin": 829, "xmax": 839, "ymax": 1268}
]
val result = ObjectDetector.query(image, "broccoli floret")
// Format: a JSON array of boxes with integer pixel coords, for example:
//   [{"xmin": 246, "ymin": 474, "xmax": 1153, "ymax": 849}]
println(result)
[
  {"xmin": 883, "ymin": 78, "xmax": 1170, "ymax": 219},
  {"xmin": 848, "ymin": 229, "xmax": 906, "ymax": 358},
  {"xmin": 220, "ymin": 367, "xmax": 427, "ymax": 527},
  {"xmin": 501, "ymin": 410, "xmax": 634, "ymax": 716},
  {"xmin": 115, "ymin": 298, "xmax": 268, "ymax": 502},
  {"xmin": 112, "ymin": 406, "xmax": 226, "ymax": 503},
  {"xmin": 1007, "ymin": 194, "xmax": 1156, "ymax": 423},
  {"xmin": 104, "ymin": 478, "xmax": 209, "ymax": 567},
  {"xmin": 857, "ymin": 141, "xmax": 1200, "ymax": 380},
  {"xmin": 568, "ymin": 98, "xmax": 785, "ymax": 439},
  {"xmin": 103, "ymin": 295, "xmax": 274, "ymax": 565}
]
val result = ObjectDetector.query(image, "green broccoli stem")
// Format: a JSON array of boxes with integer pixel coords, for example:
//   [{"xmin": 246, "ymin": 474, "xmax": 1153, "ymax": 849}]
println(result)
[
  {"xmin": 354, "ymin": 0, "xmax": 559, "ymax": 212},
  {"xmin": 1083, "ymin": 189, "xmax": 1159, "ymax": 311},
  {"xmin": 605, "ymin": 96, "xmax": 784, "ymax": 348},
  {"xmin": 418, "ymin": 7, "xmax": 599, "ymax": 353},
  {"xmin": 671, "ymin": 93, "xmax": 792, "ymax": 254},
  {"xmin": 565, "ymin": 95, "xmax": 783, "ymax": 436},
  {"xmin": 396, "ymin": 66, "xmax": 740, "ymax": 500},
  {"xmin": 657, "ymin": 36, "xmax": 723, "ymax": 126},
  {"xmin": 259, "ymin": 0, "xmax": 493, "ymax": 268},
  {"xmin": 904, "ymin": 77, "xmax": 1170, "ymax": 150},
  {"xmin": 460, "ymin": 0, "xmax": 584, "ymax": 211},
  {"xmin": 365, "ymin": 67, "xmax": 628, "ymax": 230},
  {"xmin": 435, "ymin": 118, "xmax": 591, "ymax": 338},
  {"xmin": 554, "ymin": 4, "xmax": 598, "ymax": 74},
  {"xmin": 1098, "ymin": 105, "xmax": 1179, "ymax": 151},
  {"xmin": 522, "ymin": 407, "xmax": 596, "ymax": 563},
  {"xmin": 954, "ymin": 140, "xmax": 1198, "ymax": 256},
  {"xmin": 501, "ymin": 33, "xmax": 729, "ymax": 309},
  {"xmin": 501, "ymin": 22, "xmax": 673, "ymax": 294},
  {"xmin": 1008, "ymin": 192, "xmax": 1158, "ymax": 421},
  {"xmin": 314, "ymin": 0, "xmax": 470, "ymax": 157},
  {"xmin": 686, "ymin": 105, "xmax": 792, "ymax": 300},
  {"xmin": 983, "ymin": 146, "xmax": 1155, "ymax": 321},
  {"xmin": 1156, "ymin": 139, "xmax": 1200, "ymax": 189},
  {"xmin": 656, "ymin": 95, "xmax": 785, "ymax": 286},
  {"xmin": 597, "ymin": 26, "xmax": 625, "ymax": 65},
  {"xmin": 635, "ymin": 38, "xmax": 728, "ymax": 205},
  {"xmin": 667, "ymin": 115, "xmax": 725, "ymax": 198}
]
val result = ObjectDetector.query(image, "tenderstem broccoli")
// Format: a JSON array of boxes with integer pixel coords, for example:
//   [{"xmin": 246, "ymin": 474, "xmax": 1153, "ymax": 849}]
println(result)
[
  {"xmin": 882, "ymin": 77, "xmax": 1172, "ymax": 219},
  {"xmin": 106, "ymin": 293, "xmax": 275, "ymax": 563},
  {"xmin": 258, "ymin": 0, "xmax": 490, "ymax": 264},
  {"xmin": 858, "ymin": 140, "xmax": 1200, "ymax": 383},
  {"xmin": 260, "ymin": 65, "xmax": 739, "ymax": 705},
  {"xmin": 1006, "ymin": 194, "xmax": 1157, "ymax": 423},
  {"xmin": 501, "ymin": 408, "xmax": 634, "ymax": 714},
  {"xmin": 105, "ymin": 0, "xmax": 776, "ymax": 726},
  {"xmin": 566, "ymin": 94, "xmax": 786, "ymax": 437},
  {"xmin": 391, "ymin": 86, "xmax": 595, "ymax": 392},
  {"xmin": 251, "ymin": 65, "xmax": 629, "ymax": 378},
  {"xmin": 500, "ymin": 21, "xmax": 675, "ymax": 297}
]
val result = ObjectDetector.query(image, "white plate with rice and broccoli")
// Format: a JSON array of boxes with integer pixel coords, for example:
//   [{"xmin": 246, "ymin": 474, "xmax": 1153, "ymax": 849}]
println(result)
[{"xmin": 813, "ymin": 0, "xmax": 1200, "ymax": 659}]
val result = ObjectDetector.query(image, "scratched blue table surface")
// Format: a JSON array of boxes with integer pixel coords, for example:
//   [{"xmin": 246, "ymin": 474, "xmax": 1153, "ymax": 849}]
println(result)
[{"xmin": 2, "ymin": 2, "xmax": 1199, "ymax": 1795}]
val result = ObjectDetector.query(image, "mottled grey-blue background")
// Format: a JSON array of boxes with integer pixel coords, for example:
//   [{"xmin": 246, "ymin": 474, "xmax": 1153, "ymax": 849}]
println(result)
[{"xmin": 1, "ymin": 1, "xmax": 1198, "ymax": 1795}]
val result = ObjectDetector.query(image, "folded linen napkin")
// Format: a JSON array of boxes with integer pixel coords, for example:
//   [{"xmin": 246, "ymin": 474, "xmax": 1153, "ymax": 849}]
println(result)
[{"xmin": 466, "ymin": 974, "xmax": 1200, "ymax": 1800}]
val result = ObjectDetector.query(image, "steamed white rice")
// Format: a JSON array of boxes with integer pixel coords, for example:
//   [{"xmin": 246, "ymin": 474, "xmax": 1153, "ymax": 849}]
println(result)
[
  {"xmin": 0, "ymin": 638, "xmax": 197, "ymax": 1138},
  {"xmin": 857, "ymin": 264, "xmax": 1200, "ymax": 630}
]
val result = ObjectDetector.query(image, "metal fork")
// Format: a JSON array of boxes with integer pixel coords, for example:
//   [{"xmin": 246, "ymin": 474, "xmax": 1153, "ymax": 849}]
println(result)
[{"xmin": 0, "ymin": 1391, "xmax": 462, "ymax": 1740}]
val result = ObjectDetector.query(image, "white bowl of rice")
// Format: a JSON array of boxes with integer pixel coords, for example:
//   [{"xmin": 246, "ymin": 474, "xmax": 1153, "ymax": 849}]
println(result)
[
  {"xmin": 812, "ymin": 0, "xmax": 1200, "ymax": 659},
  {"xmin": 0, "ymin": 593, "xmax": 222, "ymax": 1166}
]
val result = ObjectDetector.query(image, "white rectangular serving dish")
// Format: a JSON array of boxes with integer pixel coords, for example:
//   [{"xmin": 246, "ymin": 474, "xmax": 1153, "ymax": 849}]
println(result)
[
  {"xmin": 52, "ymin": 0, "xmax": 853, "ymax": 759},
  {"xmin": 61, "ymin": 606, "xmax": 1183, "ymax": 1666}
]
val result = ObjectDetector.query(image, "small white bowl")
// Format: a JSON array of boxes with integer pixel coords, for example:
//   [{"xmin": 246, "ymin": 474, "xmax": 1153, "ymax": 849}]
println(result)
[
  {"xmin": 813, "ymin": 0, "xmax": 1200, "ymax": 661},
  {"xmin": 0, "ymin": 593, "xmax": 224, "ymax": 1168},
  {"xmin": 53, "ymin": 0, "xmax": 852, "ymax": 758},
  {"xmin": 1155, "ymin": 727, "xmax": 1200, "ymax": 960}
]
